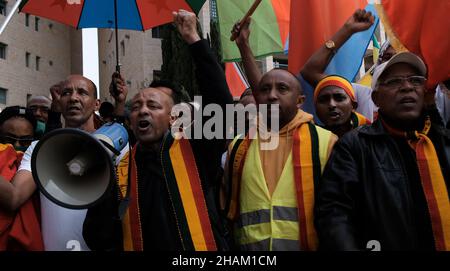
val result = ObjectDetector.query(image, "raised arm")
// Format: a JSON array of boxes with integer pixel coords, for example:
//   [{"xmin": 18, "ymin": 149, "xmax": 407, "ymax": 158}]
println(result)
[
  {"xmin": 46, "ymin": 82, "xmax": 63, "ymax": 133},
  {"xmin": 300, "ymin": 9, "xmax": 375, "ymax": 87},
  {"xmin": 231, "ymin": 17, "xmax": 262, "ymax": 92},
  {"xmin": 173, "ymin": 9, "xmax": 233, "ymax": 107}
]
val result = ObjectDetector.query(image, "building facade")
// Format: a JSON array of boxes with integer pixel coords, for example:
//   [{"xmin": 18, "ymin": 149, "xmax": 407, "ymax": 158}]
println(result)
[
  {"xmin": 1, "ymin": 0, "xmax": 275, "ymax": 109},
  {"xmin": 0, "ymin": 0, "xmax": 82, "ymax": 109}
]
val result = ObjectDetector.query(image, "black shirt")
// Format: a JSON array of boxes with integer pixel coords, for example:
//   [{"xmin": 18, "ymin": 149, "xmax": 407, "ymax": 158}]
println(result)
[{"xmin": 135, "ymin": 146, "xmax": 183, "ymax": 250}]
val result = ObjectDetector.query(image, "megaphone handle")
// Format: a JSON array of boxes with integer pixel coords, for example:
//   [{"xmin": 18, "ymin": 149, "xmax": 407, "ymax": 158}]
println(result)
[{"xmin": 99, "ymin": 139, "xmax": 121, "ymax": 156}]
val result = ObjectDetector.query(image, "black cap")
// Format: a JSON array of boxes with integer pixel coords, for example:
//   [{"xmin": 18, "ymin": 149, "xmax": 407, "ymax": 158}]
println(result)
[{"xmin": 0, "ymin": 106, "xmax": 37, "ymax": 130}]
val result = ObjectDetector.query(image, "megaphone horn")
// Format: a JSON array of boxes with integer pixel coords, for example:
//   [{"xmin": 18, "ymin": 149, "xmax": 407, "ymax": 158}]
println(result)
[{"xmin": 31, "ymin": 123, "xmax": 128, "ymax": 209}]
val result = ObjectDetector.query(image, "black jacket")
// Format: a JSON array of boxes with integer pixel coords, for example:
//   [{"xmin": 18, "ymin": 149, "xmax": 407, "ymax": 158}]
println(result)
[
  {"xmin": 315, "ymin": 118, "xmax": 450, "ymax": 251},
  {"xmin": 83, "ymin": 39, "xmax": 233, "ymax": 251}
]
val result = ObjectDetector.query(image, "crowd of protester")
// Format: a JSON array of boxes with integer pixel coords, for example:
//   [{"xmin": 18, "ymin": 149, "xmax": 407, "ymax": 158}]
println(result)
[{"xmin": 0, "ymin": 9, "xmax": 448, "ymax": 251}]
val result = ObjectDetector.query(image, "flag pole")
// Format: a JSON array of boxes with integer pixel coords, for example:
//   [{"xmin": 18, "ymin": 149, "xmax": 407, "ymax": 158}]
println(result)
[
  {"xmin": 111, "ymin": 0, "xmax": 121, "ymax": 96},
  {"xmin": 113, "ymin": 0, "xmax": 120, "ymax": 73},
  {"xmin": 0, "ymin": 0, "xmax": 23, "ymax": 36},
  {"xmin": 230, "ymin": 0, "xmax": 262, "ymax": 41}
]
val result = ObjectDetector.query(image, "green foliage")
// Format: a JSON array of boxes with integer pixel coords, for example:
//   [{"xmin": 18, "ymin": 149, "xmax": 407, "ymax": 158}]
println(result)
[{"xmin": 160, "ymin": 23, "xmax": 199, "ymax": 99}]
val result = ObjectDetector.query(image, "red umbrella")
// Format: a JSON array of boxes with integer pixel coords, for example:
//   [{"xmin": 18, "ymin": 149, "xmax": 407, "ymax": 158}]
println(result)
[{"xmin": 19, "ymin": 0, "xmax": 206, "ymax": 72}]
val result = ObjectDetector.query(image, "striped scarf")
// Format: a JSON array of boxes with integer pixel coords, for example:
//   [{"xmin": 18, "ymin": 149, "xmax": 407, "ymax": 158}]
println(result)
[
  {"xmin": 351, "ymin": 111, "xmax": 371, "ymax": 129},
  {"xmin": 227, "ymin": 124, "xmax": 321, "ymax": 250},
  {"xmin": 382, "ymin": 117, "xmax": 450, "ymax": 251},
  {"xmin": 117, "ymin": 134, "xmax": 217, "ymax": 251}
]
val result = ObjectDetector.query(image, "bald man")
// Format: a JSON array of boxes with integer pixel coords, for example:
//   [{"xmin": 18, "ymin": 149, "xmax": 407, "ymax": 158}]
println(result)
[
  {"xmin": 0, "ymin": 75, "xmax": 104, "ymax": 251},
  {"xmin": 27, "ymin": 96, "xmax": 51, "ymax": 124}
]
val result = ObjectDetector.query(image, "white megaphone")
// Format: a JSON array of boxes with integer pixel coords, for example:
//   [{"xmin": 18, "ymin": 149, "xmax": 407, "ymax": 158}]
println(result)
[{"xmin": 31, "ymin": 122, "xmax": 128, "ymax": 209}]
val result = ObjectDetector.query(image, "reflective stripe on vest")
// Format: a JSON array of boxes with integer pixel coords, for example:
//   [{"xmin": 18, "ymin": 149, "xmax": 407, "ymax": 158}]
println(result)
[
  {"xmin": 239, "ymin": 238, "xmax": 300, "ymax": 251},
  {"xmin": 237, "ymin": 206, "xmax": 298, "ymax": 228},
  {"xmin": 235, "ymin": 124, "xmax": 333, "ymax": 251}
]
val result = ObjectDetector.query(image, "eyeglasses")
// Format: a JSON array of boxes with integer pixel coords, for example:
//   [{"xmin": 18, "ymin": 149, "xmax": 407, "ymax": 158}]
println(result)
[
  {"xmin": 379, "ymin": 76, "xmax": 427, "ymax": 89},
  {"xmin": 1, "ymin": 135, "xmax": 34, "ymax": 147}
]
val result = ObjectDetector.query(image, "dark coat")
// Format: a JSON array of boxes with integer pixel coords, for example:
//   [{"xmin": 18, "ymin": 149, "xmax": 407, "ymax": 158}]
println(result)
[
  {"xmin": 83, "ymin": 39, "xmax": 233, "ymax": 251},
  {"xmin": 315, "ymin": 118, "xmax": 450, "ymax": 251}
]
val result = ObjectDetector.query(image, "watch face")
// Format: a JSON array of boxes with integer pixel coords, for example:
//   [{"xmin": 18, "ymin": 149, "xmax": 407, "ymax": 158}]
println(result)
[{"xmin": 326, "ymin": 40, "xmax": 335, "ymax": 49}]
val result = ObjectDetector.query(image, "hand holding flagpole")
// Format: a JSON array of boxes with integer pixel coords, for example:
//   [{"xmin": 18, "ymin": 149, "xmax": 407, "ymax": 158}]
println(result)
[{"xmin": 230, "ymin": 0, "xmax": 262, "ymax": 41}]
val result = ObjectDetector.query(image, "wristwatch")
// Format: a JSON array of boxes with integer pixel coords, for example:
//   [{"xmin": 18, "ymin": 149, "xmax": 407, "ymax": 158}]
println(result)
[{"xmin": 325, "ymin": 40, "xmax": 337, "ymax": 55}]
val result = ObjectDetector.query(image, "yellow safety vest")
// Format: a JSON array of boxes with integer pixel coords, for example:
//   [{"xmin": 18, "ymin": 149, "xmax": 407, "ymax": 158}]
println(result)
[{"xmin": 228, "ymin": 124, "xmax": 334, "ymax": 251}]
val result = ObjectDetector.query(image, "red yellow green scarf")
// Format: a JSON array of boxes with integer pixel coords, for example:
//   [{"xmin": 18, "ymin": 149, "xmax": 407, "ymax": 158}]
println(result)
[
  {"xmin": 227, "ymin": 124, "xmax": 321, "ymax": 250},
  {"xmin": 118, "ymin": 134, "xmax": 217, "ymax": 251},
  {"xmin": 382, "ymin": 117, "xmax": 450, "ymax": 251},
  {"xmin": 351, "ymin": 111, "xmax": 371, "ymax": 128}
]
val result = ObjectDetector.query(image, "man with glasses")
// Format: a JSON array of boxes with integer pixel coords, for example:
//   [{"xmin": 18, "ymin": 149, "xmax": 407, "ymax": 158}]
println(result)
[{"xmin": 315, "ymin": 52, "xmax": 450, "ymax": 251}]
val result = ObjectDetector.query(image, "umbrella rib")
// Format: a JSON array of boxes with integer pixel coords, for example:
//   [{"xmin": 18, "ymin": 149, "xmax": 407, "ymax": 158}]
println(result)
[
  {"xmin": 18, "ymin": 0, "xmax": 29, "ymax": 12},
  {"xmin": 133, "ymin": 0, "xmax": 145, "ymax": 31},
  {"xmin": 76, "ymin": 0, "xmax": 88, "ymax": 29}
]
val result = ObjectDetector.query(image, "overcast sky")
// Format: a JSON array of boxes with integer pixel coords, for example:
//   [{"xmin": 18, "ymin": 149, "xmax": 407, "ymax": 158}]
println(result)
[{"xmin": 82, "ymin": 29, "xmax": 100, "ymax": 98}]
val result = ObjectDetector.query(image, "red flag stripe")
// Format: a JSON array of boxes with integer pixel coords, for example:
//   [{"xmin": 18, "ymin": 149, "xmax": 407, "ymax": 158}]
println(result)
[{"xmin": 178, "ymin": 138, "xmax": 217, "ymax": 251}]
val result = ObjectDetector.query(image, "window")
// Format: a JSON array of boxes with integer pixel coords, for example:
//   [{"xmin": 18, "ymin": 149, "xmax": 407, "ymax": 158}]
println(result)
[
  {"xmin": 120, "ymin": 40, "xmax": 125, "ymax": 56},
  {"xmin": 0, "ymin": 88, "xmax": 7, "ymax": 104},
  {"xmin": 35, "ymin": 17, "xmax": 40, "ymax": 31},
  {"xmin": 36, "ymin": 56, "xmax": 40, "ymax": 71},
  {"xmin": 25, "ymin": 52, "xmax": 30, "ymax": 67},
  {"xmin": 0, "ymin": 1, "xmax": 6, "ymax": 16},
  {"xmin": 25, "ymin": 14, "xmax": 30, "ymax": 27},
  {"xmin": 0, "ymin": 43, "xmax": 6, "ymax": 59}
]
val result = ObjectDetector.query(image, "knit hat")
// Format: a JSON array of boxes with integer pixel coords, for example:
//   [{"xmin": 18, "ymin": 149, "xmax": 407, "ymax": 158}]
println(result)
[{"xmin": 314, "ymin": 75, "xmax": 355, "ymax": 103}]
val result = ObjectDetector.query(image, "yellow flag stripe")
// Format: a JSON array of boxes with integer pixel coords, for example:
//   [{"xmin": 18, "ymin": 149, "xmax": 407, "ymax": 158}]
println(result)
[{"xmin": 169, "ymin": 140, "xmax": 208, "ymax": 251}]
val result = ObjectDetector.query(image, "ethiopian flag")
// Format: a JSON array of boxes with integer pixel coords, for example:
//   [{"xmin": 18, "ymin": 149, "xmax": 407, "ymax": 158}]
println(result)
[{"xmin": 216, "ymin": 0, "xmax": 290, "ymax": 62}]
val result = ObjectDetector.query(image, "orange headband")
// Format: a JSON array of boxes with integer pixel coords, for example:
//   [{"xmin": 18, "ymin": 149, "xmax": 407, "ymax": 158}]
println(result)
[{"xmin": 314, "ymin": 76, "xmax": 355, "ymax": 103}]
